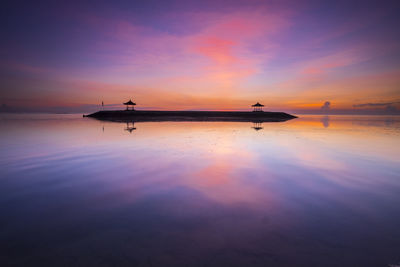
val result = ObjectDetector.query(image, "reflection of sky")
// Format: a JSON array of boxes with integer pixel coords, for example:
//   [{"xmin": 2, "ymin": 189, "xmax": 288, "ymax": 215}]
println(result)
[{"xmin": 0, "ymin": 114, "xmax": 400, "ymax": 266}]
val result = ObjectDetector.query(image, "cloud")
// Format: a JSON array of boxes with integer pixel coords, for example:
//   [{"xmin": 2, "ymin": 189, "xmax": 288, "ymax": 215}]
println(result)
[
  {"xmin": 321, "ymin": 101, "xmax": 331, "ymax": 110},
  {"xmin": 353, "ymin": 101, "xmax": 400, "ymax": 108},
  {"xmin": 300, "ymin": 49, "xmax": 368, "ymax": 76},
  {"xmin": 351, "ymin": 101, "xmax": 400, "ymax": 114},
  {"xmin": 83, "ymin": 9, "xmax": 291, "ymax": 94}
]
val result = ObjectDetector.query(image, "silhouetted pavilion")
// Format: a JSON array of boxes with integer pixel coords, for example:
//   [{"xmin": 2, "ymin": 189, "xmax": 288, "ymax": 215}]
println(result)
[
  {"xmin": 252, "ymin": 102, "xmax": 264, "ymax": 112},
  {"xmin": 123, "ymin": 99, "xmax": 136, "ymax": 110}
]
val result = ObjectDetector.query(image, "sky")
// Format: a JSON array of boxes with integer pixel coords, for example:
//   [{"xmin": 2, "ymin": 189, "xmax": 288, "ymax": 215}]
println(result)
[{"xmin": 1, "ymin": 0, "xmax": 400, "ymax": 114}]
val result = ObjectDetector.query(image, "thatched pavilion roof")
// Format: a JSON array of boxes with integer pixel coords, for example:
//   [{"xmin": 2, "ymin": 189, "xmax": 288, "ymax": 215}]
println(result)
[
  {"xmin": 252, "ymin": 102, "xmax": 264, "ymax": 107},
  {"xmin": 123, "ymin": 99, "xmax": 136, "ymax": 105}
]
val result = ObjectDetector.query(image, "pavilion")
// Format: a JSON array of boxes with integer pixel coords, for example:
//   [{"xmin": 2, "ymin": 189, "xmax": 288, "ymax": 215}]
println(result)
[
  {"xmin": 123, "ymin": 99, "xmax": 136, "ymax": 110},
  {"xmin": 252, "ymin": 102, "xmax": 264, "ymax": 112}
]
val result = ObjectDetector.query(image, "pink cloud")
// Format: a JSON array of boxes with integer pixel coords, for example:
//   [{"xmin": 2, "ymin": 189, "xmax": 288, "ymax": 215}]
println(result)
[
  {"xmin": 300, "ymin": 50, "xmax": 367, "ymax": 75},
  {"xmin": 82, "ymin": 9, "xmax": 291, "ymax": 94},
  {"xmin": 195, "ymin": 37, "xmax": 237, "ymax": 65}
]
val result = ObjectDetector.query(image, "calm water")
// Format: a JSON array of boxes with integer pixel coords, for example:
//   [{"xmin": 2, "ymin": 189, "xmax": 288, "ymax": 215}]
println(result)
[{"xmin": 0, "ymin": 114, "xmax": 399, "ymax": 267}]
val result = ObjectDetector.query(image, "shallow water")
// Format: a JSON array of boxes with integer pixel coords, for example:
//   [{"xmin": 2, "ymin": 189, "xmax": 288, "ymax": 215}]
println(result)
[{"xmin": 0, "ymin": 114, "xmax": 399, "ymax": 267}]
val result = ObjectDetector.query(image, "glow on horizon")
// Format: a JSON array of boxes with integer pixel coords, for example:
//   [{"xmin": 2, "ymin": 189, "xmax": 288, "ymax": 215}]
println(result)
[{"xmin": 0, "ymin": 1, "xmax": 399, "ymax": 113}]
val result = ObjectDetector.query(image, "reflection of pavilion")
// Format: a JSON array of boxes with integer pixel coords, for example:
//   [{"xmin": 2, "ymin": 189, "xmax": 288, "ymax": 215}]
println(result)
[
  {"xmin": 124, "ymin": 122, "xmax": 136, "ymax": 133},
  {"xmin": 252, "ymin": 122, "xmax": 263, "ymax": 131}
]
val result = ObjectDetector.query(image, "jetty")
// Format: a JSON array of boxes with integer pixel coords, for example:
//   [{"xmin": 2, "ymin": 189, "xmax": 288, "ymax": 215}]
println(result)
[{"xmin": 84, "ymin": 99, "xmax": 297, "ymax": 122}]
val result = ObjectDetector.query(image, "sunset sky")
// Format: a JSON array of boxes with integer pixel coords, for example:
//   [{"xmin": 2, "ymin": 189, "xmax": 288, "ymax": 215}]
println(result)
[{"xmin": 1, "ymin": 0, "xmax": 399, "ymax": 113}]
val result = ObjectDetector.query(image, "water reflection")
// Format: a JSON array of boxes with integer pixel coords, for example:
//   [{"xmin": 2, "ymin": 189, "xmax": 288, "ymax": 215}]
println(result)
[
  {"xmin": 320, "ymin": 115, "xmax": 330, "ymax": 128},
  {"xmin": 0, "ymin": 114, "xmax": 399, "ymax": 266},
  {"xmin": 124, "ymin": 121, "xmax": 136, "ymax": 133},
  {"xmin": 252, "ymin": 121, "xmax": 263, "ymax": 131},
  {"xmin": 104, "ymin": 120, "xmax": 270, "ymax": 133}
]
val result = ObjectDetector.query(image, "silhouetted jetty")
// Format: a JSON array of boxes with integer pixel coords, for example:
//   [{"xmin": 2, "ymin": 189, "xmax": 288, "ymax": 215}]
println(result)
[
  {"xmin": 85, "ymin": 110, "xmax": 297, "ymax": 122},
  {"xmin": 84, "ymin": 100, "xmax": 297, "ymax": 122}
]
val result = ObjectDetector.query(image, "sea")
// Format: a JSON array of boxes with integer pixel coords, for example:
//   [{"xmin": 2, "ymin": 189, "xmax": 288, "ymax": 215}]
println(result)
[{"xmin": 0, "ymin": 114, "xmax": 399, "ymax": 266}]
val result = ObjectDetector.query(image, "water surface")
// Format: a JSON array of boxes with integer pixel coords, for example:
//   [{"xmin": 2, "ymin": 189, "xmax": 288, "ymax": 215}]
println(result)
[{"xmin": 0, "ymin": 114, "xmax": 399, "ymax": 266}]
